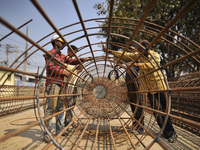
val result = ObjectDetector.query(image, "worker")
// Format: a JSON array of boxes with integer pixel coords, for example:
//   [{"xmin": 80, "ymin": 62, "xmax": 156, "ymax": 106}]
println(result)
[{"xmin": 103, "ymin": 40, "xmax": 178, "ymax": 143}]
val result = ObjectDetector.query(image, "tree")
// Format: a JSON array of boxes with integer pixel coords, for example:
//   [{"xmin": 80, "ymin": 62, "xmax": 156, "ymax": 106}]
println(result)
[{"xmin": 94, "ymin": 0, "xmax": 200, "ymax": 78}]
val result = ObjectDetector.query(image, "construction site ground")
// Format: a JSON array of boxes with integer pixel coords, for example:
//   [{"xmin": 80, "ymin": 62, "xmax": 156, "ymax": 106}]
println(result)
[{"xmin": 0, "ymin": 107, "xmax": 199, "ymax": 150}]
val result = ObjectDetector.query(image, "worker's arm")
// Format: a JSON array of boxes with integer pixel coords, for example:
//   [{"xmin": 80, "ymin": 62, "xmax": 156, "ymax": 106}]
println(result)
[{"xmin": 103, "ymin": 46, "xmax": 139, "ymax": 62}]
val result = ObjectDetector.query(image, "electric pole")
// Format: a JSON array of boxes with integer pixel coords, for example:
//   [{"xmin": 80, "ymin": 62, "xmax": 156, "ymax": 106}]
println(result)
[
  {"xmin": 6, "ymin": 44, "xmax": 10, "ymax": 67},
  {"xmin": 24, "ymin": 26, "xmax": 29, "ymax": 73},
  {"xmin": 23, "ymin": 26, "xmax": 29, "ymax": 86},
  {"xmin": 15, "ymin": 45, "xmax": 18, "ymax": 68}
]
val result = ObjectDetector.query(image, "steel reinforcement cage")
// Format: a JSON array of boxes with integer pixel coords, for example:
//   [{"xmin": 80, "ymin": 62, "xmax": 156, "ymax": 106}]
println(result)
[{"xmin": 0, "ymin": 0, "xmax": 200, "ymax": 150}]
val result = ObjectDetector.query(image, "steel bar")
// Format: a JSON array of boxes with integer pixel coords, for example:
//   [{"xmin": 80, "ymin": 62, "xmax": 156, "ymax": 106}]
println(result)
[
  {"xmin": 105, "ymin": 23, "xmax": 200, "ymax": 62},
  {"xmin": 118, "ymin": 117, "xmax": 136, "ymax": 149},
  {"xmin": 147, "ymin": 0, "xmax": 199, "ymax": 49},
  {"xmin": 107, "ymin": 119, "xmax": 117, "ymax": 150},
  {"xmin": 30, "ymin": 0, "xmax": 91, "ymax": 84},
  {"xmin": 93, "ymin": 118, "xmax": 100, "ymax": 150},
  {"xmin": 0, "ymin": 18, "xmax": 82, "ymax": 84},
  {"xmin": 0, "ymin": 93, "xmax": 81, "ymax": 101},
  {"xmin": 129, "ymin": 102, "xmax": 200, "ymax": 128},
  {"xmin": 96, "ymin": 19, "xmax": 200, "ymax": 58},
  {"xmin": 134, "ymin": 48, "xmax": 200, "ymax": 85},
  {"xmin": 0, "ymin": 17, "xmax": 88, "ymax": 86},
  {"xmin": 104, "ymin": 0, "xmax": 114, "ymax": 78},
  {"xmin": 122, "ymin": 104, "xmax": 168, "ymax": 150},
  {"xmin": 0, "ymin": 105, "xmax": 75, "ymax": 142},
  {"xmin": 1, "ymin": 0, "xmax": 200, "ymax": 149},
  {"xmin": 113, "ymin": 0, "xmax": 157, "ymax": 70},
  {"xmin": 72, "ymin": 0, "xmax": 99, "ymax": 77},
  {"xmin": 0, "ymin": 58, "xmax": 87, "ymax": 89},
  {"xmin": 0, "ymin": 19, "xmax": 32, "ymax": 42},
  {"xmin": 73, "ymin": 117, "xmax": 91, "ymax": 150},
  {"xmin": 44, "ymin": 112, "xmax": 82, "ymax": 150}
]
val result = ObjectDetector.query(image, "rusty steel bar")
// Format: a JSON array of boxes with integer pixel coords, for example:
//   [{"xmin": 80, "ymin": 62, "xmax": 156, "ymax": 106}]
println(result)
[
  {"xmin": 0, "ymin": 93, "xmax": 82, "ymax": 102},
  {"xmin": 1, "ymin": 0, "xmax": 200, "ymax": 149},
  {"xmin": 0, "ymin": 105, "xmax": 75, "ymax": 142},
  {"xmin": 118, "ymin": 117, "xmax": 136, "ymax": 149},
  {"xmin": 113, "ymin": 0, "xmax": 157, "ymax": 70},
  {"xmin": 162, "ymin": 48, "xmax": 200, "ymax": 68},
  {"xmin": 100, "ymin": 19, "xmax": 200, "ymax": 61},
  {"xmin": 30, "ymin": 0, "xmax": 91, "ymax": 81},
  {"xmin": 123, "ymin": 86, "xmax": 200, "ymax": 94},
  {"xmin": 131, "ymin": 0, "xmax": 157, "ymax": 39},
  {"xmin": 108, "ymin": 30, "xmax": 200, "ymax": 64},
  {"xmin": 110, "ymin": 93, "xmax": 161, "ymax": 149},
  {"xmin": 104, "ymin": 0, "xmax": 114, "ymax": 78},
  {"xmin": 122, "ymin": 104, "xmax": 168, "ymax": 150},
  {"xmin": 112, "ymin": 16, "xmax": 199, "ymax": 51},
  {"xmin": 0, "ymin": 17, "xmax": 82, "ymax": 82},
  {"xmin": 44, "ymin": 112, "xmax": 82, "ymax": 150},
  {"xmin": 93, "ymin": 118, "xmax": 100, "ymax": 150},
  {"xmin": 147, "ymin": 0, "xmax": 199, "ymax": 49},
  {"xmin": 0, "ymin": 65, "xmax": 38, "ymax": 77},
  {"xmin": 129, "ymin": 102, "xmax": 200, "ymax": 129},
  {"xmin": 73, "ymin": 117, "xmax": 92, "ymax": 150},
  {"xmin": 30, "ymin": 0, "xmax": 66, "ymax": 42},
  {"xmin": 108, "ymin": 119, "xmax": 117, "ymax": 150},
  {"xmin": 0, "ymin": 19, "xmax": 33, "ymax": 42},
  {"xmin": 0, "ymin": 17, "xmax": 50, "ymax": 59},
  {"xmin": 106, "ymin": 23, "xmax": 200, "ymax": 62},
  {"xmin": 134, "ymin": 48, "xmax": 200, "ymax": 85},
  {"xmin": 72, "ymin": 0, "xmax": 99, "ymax": 76}
]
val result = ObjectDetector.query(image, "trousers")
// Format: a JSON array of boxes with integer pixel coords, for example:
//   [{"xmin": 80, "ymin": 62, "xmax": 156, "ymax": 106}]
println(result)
[
  {"xmin": 64, "ymin": 87, "xmax": 77, "ymax": 126},
  {"xmin": 125, "ymin": 67, "xmax": 175, "ymax": 138},
  {"xmin": 125, "ymin": 66, "xmax": 144, "ymax": 124},
  {"xmin": 45, "ymin": 84, "xmax": 65, "ymax": 134},
  {"xmin": 148, "ymin": 92, "xmax": 175, "ymax": 138}
]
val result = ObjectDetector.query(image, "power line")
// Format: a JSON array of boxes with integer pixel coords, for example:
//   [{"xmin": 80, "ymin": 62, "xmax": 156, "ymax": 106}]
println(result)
[{"xmin": 0, "ymin": 34, "xmax": 26, "ymax": 45}]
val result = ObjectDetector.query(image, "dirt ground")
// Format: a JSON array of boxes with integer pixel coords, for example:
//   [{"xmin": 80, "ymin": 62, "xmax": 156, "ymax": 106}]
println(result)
[{"xmin": 0, "ymin": 108, "xmax": 199, "ymax": 150}]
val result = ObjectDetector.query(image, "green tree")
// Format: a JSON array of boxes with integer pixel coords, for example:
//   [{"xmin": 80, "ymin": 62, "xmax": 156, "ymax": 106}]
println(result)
[{"xmin": 94, "ymin": 0, "xmax": 200, "ymax": 78}]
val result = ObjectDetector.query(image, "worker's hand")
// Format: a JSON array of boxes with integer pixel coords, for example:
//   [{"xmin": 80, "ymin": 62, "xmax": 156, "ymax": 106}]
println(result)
[
  {"xmin": 102, "ymin": 46, "xmax": 107, "ymax": 52},
  {"xmin": 129, "ymin": 46, "xmax": 137, "ymax": 52},
  {"xmin": 126, "ymin": 61, "xmax": 139, "ymax": 67},
  {"xmin": 102, "ymin": 46, "xmax": 112, "ymax": 54},
  {"xmin": 64, "ymin": 70, "xmax": 71, "ymax": 77},
  {"xmin": 133, "ymin": 63, "xmax": 139, "ymax": 67},
  {"xmin": 76, "ymin": 65, "xmax": 83, "ymax": 74},
  {"xmin": 80, "ymin": 57, "xmax": 91, "ymax": 62}
]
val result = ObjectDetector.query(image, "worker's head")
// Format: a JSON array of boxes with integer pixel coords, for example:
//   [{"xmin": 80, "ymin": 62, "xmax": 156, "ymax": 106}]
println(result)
[
  {"xmin": 51, "ymin": 35, "xmax": 65, "ymax": 49},
  {"xmin": 138, "ymin": 40, "xmax": 149, "ymax": 52},
  {"xmin": 129, "ymin": 42, "xmax": 138, "ymax": 52},
  {"xmin": 68, "ymin": 45, "xmax": 78, "ymax": 57}
]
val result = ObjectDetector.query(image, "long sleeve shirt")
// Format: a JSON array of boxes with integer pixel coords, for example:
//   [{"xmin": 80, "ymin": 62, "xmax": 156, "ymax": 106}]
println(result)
[
  {"xmin": 111, "ymin": 50, "xmax": 167, "ymax": 92},
  {"xmin": 45, "ymin": 48, "xmax": 80, "ymax": 86}
]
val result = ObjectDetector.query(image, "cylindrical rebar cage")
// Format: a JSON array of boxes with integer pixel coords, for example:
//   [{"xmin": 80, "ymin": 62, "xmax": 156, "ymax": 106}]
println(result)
[{"xmin": 0, "ymin": 0, "xmax": 200, "ymax": 150}]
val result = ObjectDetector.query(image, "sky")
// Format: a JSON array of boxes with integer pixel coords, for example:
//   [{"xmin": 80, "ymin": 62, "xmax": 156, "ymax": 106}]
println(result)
[{"xmin": 0, "ymin": 0, "xmax": 106, "ymax": 73}]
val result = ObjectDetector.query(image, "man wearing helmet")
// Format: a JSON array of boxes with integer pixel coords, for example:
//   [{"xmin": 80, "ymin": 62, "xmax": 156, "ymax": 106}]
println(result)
[{"xmin": 44, "ymin": 35, "xmax": 89, "ymax": 143}]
